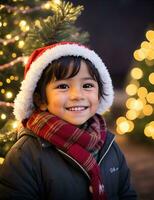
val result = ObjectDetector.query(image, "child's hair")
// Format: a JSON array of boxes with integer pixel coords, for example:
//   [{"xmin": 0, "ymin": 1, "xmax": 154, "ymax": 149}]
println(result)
[{"xmin": 33, "ymin": 56, "xmax": 104, "ymax": 107}]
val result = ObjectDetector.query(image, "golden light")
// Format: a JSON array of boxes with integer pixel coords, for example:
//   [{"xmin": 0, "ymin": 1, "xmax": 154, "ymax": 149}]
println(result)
[
  {"xmin": 14, "ymin": 76, "xmax": 19, "ymax": 81},
  {"xmin": 116, "ymin": 119, "xmax": 134, "ymax": 134},
  {"xmin": 0, "ymin": 157, "xmax": 4, "ymax": 165},
  {"xmin": 126, "ymin": 98, "xmax": 136, "ymax": 109},
  {"xmin": 1, "ymin": 89, "xmax": 5, "ymax": 94},
  {"xmin": 143, "ymin": 104, "xmax": 153, "ymax": 116},
  {"xmin": 141, "ymin": 41, "xmax": 151, "ymax": 49},
  {"xmin": 126, "ymin": 110, "xmax": 138, "ymax": 120},
  {"xmin": 5, "ymin": 91, "xmax": 13, "ymax": 99},
  {"xmin": 149, "ymin": 73, "xmax": 154, "ymax": 84},
  {"xmin": 15, "ymin": 36, "xmax": 19, "ymax": 41},
  {"xmin": 19, "ymin": 20, "xmax": 27, "ymax": 27},
  {"xmin": 127, "ymin": 120, "xmax": 134, "ymax": 132},
  {"xmin": 137, "ymin": 87, "xmax": 148, "ymax": 98},
  {"xmin": 131, "ymin": 68, "xmax": 143, "ymax": 80},
  {"xmin": 50, "ymin": 0, "xmax": 61, "ymax": 11},
  {"xmin": 116, "ymin": 117, "xmax": 129, "ymax": 134},
  {"xmin": 10, "ymin": 76, "xmax": 15, "ymax": 80},
  {"xmin": 53, "ymin": 0, "xmax": 61, "ymax": 5},
  {"xmin": 147, "ymin": 49, "xmax": 154, "ymax": 60},
  {"xmin": 146, "ymin": 92, "xmax": 154, "ymax": 104},
  {"xmin": 1, "ymin": 113, "xmax": 6, "ymax": 120},
  {"xmin": 146, "ymin": 30, "xmax": 154, "ymax": 42},
  {"xmin": 134, "ymin": 49, "xmax": 145, "ymax": 61},
  {"xmin": 3, "ymin": 22, "xmax": 7, "ymax": 27},
  {"xmin": 125, "ymin": 84, "xmax": 138, "ymax": 96},
  {"xmin": 20, "ymin": 25, "xmax": 29, "ymax": 32},
  {"xmin": 11, "ymin": 52, "xmax": 16, "ymax": 60},
  {"xmin": 0, "ymin": 81, "xmax": 3, "ymax": 86},
  {"xmin": 6, "ymin": 78, "xmax": 11, "ymax": 84},
  {"xmin": 126, "ymin": 98, "xmax": 144, "ymax": 111},
  {"xmin": 35, "ymin": 20, "xmax": 41, "ymax": 28},
  {"xmin": 42, "ymin": 2, "xmax": 51, "ymax": 9},
  {"xmin": 12, "ymin": 121, "xmax": 18, "ymax": 129},
  {"xmin": 6, "ymin": 34, "xmax": 12, "ymax": 39},
  {"xmin": 116, "ymin": 116, "xmax": 127, "ymax": 125},
  {"xmin": 144, "ymin": 121, "xmax": 154, "ymax": 139},
  {"xmin": 18, "ymin": 40, "xmax": 25, "ymax": 48},
  {"xmin": 0, "ymin": 51, "xmax": 4, "ymax": 55},
  {"xmin": 118, "ymin": 121, "xmax": 130, "ymax": 133}
]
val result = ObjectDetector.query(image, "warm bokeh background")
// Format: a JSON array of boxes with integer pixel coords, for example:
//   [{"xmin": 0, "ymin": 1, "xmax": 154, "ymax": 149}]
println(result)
[{"xmin": 0, "ymin": 1, "xmax": 154, "ymax": 199}]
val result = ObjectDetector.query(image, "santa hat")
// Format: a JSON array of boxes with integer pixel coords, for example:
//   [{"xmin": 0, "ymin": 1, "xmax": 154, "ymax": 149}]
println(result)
[{"xmin": 14, "ymin": 42, "xmax": 114, "ymax": 121}]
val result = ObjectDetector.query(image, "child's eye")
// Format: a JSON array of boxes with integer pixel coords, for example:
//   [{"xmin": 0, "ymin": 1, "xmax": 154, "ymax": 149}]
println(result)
[
  {"xmin": 83, "ymin": 83, "xmax": 94, "ymax": 88},
  {"xmin": 57, "ymin": 84, "xmax": 69, "ymax": 89}
]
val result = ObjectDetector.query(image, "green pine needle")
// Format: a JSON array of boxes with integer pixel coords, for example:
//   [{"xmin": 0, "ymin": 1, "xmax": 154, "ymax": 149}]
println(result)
[{"xmin": 23, "ymin": 1, "xmax": 89, "ymax": 55}]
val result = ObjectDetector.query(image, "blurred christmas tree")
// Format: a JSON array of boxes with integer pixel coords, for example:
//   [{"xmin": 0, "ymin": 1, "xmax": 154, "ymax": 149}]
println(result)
[
  {"xmin": 116, "ymin": 29, "xmax": 154, "ymax": 143},
  {"xmin": 0, "ymin": 0, "xmax": 89, "ymax": 158}
]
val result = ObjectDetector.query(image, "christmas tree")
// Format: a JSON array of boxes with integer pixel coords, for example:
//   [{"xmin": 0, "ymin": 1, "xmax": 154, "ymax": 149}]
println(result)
[
  {"xmin": 116, "ymin": 29, "xmax": 154, "ymax": 143},
  {"xmin": 0, "ymin": 0, "xmax": 89, "ymax": 158}
]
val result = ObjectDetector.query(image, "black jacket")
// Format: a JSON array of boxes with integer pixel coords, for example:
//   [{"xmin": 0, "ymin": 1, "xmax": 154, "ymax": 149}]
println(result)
[{"xmin": 0, "ymin": 129, "xmax": 137, "ymax": 200}]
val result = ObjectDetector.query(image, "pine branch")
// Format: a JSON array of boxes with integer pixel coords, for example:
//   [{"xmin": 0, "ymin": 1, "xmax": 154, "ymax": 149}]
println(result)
[
  {"xmin": 23, "ymin": 1, "xmax": 89, "ymax": 55},
  {"xmin": 0, "ymin": 56, "xmax": 26, "ymax": 71}
]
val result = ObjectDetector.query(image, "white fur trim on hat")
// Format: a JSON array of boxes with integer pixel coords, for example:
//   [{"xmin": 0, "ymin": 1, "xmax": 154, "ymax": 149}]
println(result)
[{"xmin": 14, "ymin": 43, "xmax": 114, "ymax": 121}]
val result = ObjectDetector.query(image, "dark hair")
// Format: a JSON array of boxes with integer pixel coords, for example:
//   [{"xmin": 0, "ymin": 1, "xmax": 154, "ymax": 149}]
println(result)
[{"xmin": 33, "ymin": 56, "xmax": 104, "ymax": 107}]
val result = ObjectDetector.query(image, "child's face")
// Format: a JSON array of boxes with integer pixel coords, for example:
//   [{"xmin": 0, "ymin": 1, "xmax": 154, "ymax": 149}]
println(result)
[{"xmin": 40, "ymin": 61, "xmax": 100, "ymax": 125}]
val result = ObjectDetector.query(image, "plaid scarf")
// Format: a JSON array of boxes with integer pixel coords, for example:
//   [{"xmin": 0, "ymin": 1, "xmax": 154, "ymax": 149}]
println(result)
[{"xmin": 26, "ymin": 110, "xmax": 107, "ymax": 200}]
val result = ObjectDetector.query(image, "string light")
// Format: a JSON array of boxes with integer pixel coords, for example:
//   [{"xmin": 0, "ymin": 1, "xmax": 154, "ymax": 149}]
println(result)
[
  {"xmin": 149, "ymin": 73, "xmax": 154, "ymax": 85},
  {"xmin": 18, "ymin": 40, "xmax": 25, "ymax": 48},
  {"xmin": 125, "ymin": 84, "xmax": 138, "ymax": 96},
  {"xmin": 146, "ymin": 92, "xmax": 154, "ymax": 104},
  {"xmin": 130, "ymin": 68, "xmax": 143, "ymax": 79},
  {"xmin": 5, "ymin": 34, "xmax": 12, "ymax": 39},
  {"xmin": 116, "ymin": 29, "xmax": 154, "ymax": 140},
  {"xmin": 126, "ymin": 110, "xmax": 138, "ymax": 120},
  {"xmin": 146, "ymin": 30, "xmax": 154, "ymax": 41},
  {"xmin": 143, "ymin": 104, "xmax": 153, "ymax": 116},
  {"xmin": 12, "ymin": 121, "xmax": 18, "ymax": 129},
  {"xmin": 1, "ymin": 89, "xmax": 5, "ymax": 94},
  {"xmin": 134, "ymin": 29, "xmax": 154, "ymax": 61},
  {"xmin": 5, "ymin": 91, "xmax": 13, "ymax": 99},
  {"xmin": 137, "ymin": 87, "xmax": 148, "ymax": 98},
  {"xmin": 0, "ymin": 50, "xmax": 4, "ymax": 55},
  {"xmin": 116, "ymin": 117, "xmax": 134, "ymax": 134},
  {"xmin": 0, "ymin": 56, "xmax": 26, "ymax": 70},
  {"xmin": 12, "ymin": 53, "xmax": 17, "ymax": 58},
  {"xmin": 1, "ymin": 113, "xmax": 6, "ymax": 120},
  {"xmin": 0, "ymin": 101, "xmax": 14, "ymax": 107},
  {"xmin": 10, "ymin": 75, "xmax": 15, "ymax": 80},
  {"xmin": 6, "ymin": 78, "xmax": 11, "ymax": 84},
  {"xmin": 144, "ymin": 121, "xmax": 154, "ymax": 139}
]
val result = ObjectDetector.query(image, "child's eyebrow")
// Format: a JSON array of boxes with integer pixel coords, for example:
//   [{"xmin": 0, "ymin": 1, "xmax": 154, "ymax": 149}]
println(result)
[{"xmin": 81, "ymin": 77, "xmax": 95, "ymax": 81}]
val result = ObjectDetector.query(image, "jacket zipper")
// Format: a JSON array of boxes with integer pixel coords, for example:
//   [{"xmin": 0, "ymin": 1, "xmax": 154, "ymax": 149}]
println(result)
[
  {"xmin": 98, "ymin": 136, "xmax": 115, "ymax": 165},
  {"xmin": 57, "ymin": 149, "xmax": 90, "ymax": 179},
  {"xmin": 57, "ymin": 136, "xmax": 115, "ymax": 179}
]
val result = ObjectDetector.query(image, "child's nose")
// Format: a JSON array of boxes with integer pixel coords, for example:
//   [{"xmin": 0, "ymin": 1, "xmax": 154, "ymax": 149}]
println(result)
[{"xmin": 69, "ymin": 87, "xmax": 84, "ymax": 100}]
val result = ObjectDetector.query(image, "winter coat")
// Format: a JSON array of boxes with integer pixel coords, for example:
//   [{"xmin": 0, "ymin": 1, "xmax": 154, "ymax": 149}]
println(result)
[{"xmin": 0, "ymin": 128, "xmax": 137, "ymax": 200}]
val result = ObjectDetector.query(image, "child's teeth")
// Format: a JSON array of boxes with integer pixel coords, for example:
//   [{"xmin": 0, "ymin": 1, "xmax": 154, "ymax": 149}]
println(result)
[{"xmin": 69, "ymin": 107, "xmax": 85, "ymax": 111}]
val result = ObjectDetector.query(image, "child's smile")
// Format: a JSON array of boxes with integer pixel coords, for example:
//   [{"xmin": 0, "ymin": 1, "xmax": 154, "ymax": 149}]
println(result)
[{"xmin": 40, "ymin": 61, "xmax": 100, "ymax": 125}]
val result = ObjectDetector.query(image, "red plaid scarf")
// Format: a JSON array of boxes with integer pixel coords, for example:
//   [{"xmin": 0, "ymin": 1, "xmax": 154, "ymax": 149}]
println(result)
[{"xmin": 26, "ymin": 110, "xmax": 107, "ymax": 200}]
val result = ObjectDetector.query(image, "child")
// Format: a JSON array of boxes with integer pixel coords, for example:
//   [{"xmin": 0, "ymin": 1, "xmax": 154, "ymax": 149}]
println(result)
[{"xmin": 0, "ymin": 42, "xmax": 137, "ymax": 200}]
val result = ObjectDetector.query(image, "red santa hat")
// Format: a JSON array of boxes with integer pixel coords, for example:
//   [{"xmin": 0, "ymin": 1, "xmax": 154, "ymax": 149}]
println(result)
[{"xmin": 14, "ymin": 42, "xmax": 114, "ymax": 121}]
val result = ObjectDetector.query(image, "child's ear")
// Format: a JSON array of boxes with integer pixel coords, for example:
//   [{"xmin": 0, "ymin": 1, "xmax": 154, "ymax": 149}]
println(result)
[
  {"xmin": 33, "ymin": 93, "xmax": 47, "ymax": 111},
  {"xmin": 39, "ymin": 103, "xmax": 48, "ymax": 111}
]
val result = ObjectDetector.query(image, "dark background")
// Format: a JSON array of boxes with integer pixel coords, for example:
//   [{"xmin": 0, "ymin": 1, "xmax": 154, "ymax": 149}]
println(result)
[{"xmin": 67, "ymin": 0, "xmax": 154, "ymax": 88}]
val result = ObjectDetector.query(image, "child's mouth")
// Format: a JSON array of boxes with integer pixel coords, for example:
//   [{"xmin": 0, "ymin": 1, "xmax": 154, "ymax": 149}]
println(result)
[{"xmin": 66, "ymin": 106, "xmax": 88, "ymax": 111}]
